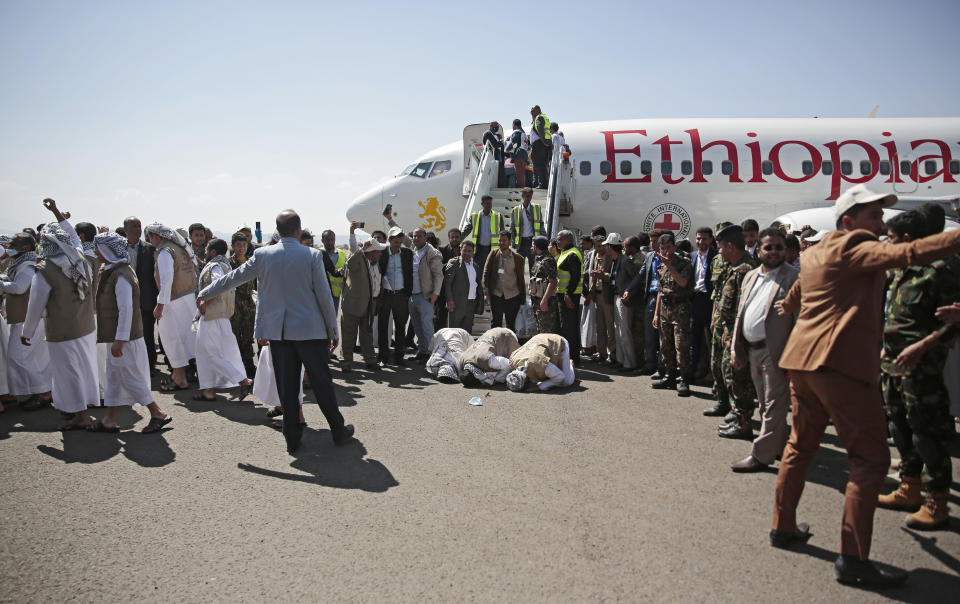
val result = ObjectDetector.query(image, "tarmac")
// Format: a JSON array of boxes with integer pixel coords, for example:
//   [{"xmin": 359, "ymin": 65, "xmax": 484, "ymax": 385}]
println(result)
[{"xmin": 1, "ymin": 356, "xmax": 958, "ymax": 603}]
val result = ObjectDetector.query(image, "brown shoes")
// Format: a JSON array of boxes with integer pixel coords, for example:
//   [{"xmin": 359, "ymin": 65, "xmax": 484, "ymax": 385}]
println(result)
[
  {"xmin": 877, "ymin": 476, "xmax": 922, "ymax": 511},
  {"xmin": 905, "ymin": 492, "xmax": 949, "ymax": 530},
  {"xmin": 731, "ymin": 455, "xmax": 768, "ymax": 473}
]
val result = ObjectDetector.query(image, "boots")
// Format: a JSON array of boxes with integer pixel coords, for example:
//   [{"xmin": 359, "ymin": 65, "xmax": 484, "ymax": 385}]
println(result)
[
  {"xmin": 877, "ymin": 476, "xmax": 922, "ymax": 512},
  {"xmin": 905, "ymin": 492, "xmax": 949, "ymax": 530},
  {"xmin": 652, "ymin": 372, "xmax": 677, "ymax": 390}
]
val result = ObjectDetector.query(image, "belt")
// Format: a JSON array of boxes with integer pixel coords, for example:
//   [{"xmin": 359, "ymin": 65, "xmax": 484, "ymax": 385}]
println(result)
[
  {"xmin": 382, "ymin": 289, "xmax": 404, "ymax": 296},
  {"xmin": 693, "ymin": 290, "xmax": 709, "ymax": 297},
  {"xmin": 749, "ymin": 339, "xmax": 766, "ymax": 349}
]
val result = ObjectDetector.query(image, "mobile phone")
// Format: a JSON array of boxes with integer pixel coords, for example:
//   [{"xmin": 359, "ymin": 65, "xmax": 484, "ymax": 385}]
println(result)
[
  {"xmin": 384, "ymin": 203, "xmax": 392, "ymax": 214},
  {"xmin": 255, "ymin": 221, "xmax": 261, "ymax": 230},
  {"xmin": 358, "ymin": 221, "xmax": 365, "ymax": 228}
]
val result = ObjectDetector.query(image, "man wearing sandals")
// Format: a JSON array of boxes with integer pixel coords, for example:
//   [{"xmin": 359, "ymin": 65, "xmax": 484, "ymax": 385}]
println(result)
[
  {"xmin": 90, "ymin": 232, "xmax": 171, "ymax": 433},
  {"xmin": 20, "ymin": 199, "xmax": 99, "ymax": 430},
  {"xmin": 193, "ymin": 238, "xmax": 253, "ymax": 402}
]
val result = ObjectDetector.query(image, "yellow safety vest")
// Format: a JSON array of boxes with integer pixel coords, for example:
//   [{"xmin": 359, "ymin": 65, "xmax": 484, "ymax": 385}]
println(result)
[
  {"xmin": 555, "ymin": 247, "xmax": 583, "ymax": 295},
  {"xmin": 537, "ymin": 114, "xmax": 552, "ymax": 141},
  {"xmin": 467, "ymin": 210, "xmax": 504, "ymax": 245},
  {"xmin": 511, "ymin": 203, "xmax": 544, "ymax": 245},
  {"xmin": 328, "ymin": 248, "xmax": 347, "ymax": 298}
]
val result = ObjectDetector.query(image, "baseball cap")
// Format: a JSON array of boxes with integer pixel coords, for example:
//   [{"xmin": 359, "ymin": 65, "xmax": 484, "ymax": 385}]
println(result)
[
  {"xmin": 603, "ymin": 232, "xmax": 623, "ymax": 246},
  {"xmin": 834, "ymin": 184, "xmax": 897, "ymax": 222},
  {"xmin": 362, "ymin": 239, "xmax": 387, "ymax": 251},
  {"xmin": 388, "ymin": 226, "xmax": 404, "ymax": 239}
]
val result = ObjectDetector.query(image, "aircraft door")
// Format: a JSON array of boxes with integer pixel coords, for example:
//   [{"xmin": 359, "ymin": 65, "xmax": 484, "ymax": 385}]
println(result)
[
  {"xmin": 894, "ymin": 153, "xmax": 918, "ymax": 194},
  {"xmin": 463, "ymin": 123, "xmax": 492, "ymax": 195}
]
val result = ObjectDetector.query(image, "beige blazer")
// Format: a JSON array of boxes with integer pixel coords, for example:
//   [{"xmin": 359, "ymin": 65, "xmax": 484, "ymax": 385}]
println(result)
[
  {"xmin": 778, "ymin": 228, "xmax": 960, "ymax": 384},
  {"xmin": 415, "ymin": 244, "xmax": 444, "ymax": 298},
  {"xmin": 732, "ymin": 263, "xmax": 799, "ymax": 364}
]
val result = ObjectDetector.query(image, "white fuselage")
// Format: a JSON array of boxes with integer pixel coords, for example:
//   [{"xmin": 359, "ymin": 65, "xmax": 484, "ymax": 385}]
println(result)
[{"xmin": 346, "ymin": 118, "xmax": 960, "ymax": 241}]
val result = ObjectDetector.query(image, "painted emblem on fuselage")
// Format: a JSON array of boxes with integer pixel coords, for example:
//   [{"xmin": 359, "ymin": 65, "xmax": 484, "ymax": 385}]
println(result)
[
  {"xmin": 418, "ymin": 197, "xmax": 446, "ymax": 231},
  {"xmin": 643, "ymin": 203, "xmax": 691, "ymax": 238}
]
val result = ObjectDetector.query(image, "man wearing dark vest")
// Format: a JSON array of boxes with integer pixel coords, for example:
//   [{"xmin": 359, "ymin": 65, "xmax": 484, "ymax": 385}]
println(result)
[
  {"xmin": 21, "ymin": 199, "xmax": 98, "ymax": 430},
  {"xmin": 90, "ymin": 232, "xmax": 171, "ymax": 433},
  {"xmin": 123, "ymin": 216, "xmax": 159, "ymax": 373}
]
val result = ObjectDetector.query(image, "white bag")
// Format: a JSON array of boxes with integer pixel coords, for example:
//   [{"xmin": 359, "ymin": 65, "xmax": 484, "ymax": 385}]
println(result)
[{"xmin": 516, "ymin": 302, "xmax": 537, "ymax": 338}]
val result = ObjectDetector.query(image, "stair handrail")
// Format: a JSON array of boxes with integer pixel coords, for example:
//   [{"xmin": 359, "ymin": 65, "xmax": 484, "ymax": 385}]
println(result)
[
  {"xmin": 544, "ymin": 144, "xmax": 563, "ymax": 238},
  {"xmin": 459, "ymin": 141, "xmax": 496, "ymax": 233}
]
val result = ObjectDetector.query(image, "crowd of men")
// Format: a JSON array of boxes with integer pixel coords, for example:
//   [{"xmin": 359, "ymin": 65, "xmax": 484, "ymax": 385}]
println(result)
[{"xmin": 2, "ymin": 185, "xmax": 960, "ymax": 589}]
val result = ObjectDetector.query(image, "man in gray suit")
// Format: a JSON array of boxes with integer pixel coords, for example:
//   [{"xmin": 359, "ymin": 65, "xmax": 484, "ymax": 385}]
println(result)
[
  {"xmin": 729, "ymin": 227, "xmax": 798, "ymax": 472},
  {"xmin": 198, "ymin": 210, "xmax": 353, "ymax": 454}
]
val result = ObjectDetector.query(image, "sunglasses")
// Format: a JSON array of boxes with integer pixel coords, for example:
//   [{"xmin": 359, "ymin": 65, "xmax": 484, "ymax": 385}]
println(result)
[{"xmin": 762, "ymin": 244, "xmax": 785, "ymax": 251}]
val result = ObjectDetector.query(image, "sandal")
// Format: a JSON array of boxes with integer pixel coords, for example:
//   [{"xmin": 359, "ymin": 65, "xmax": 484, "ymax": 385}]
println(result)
[
  {"xmin": 142, "ymin": 416, "xmax": 172, "ymax": 433},
  {"xmin": 265, "ymin": 407, "xmax": 283, "ymax": 418},
  {"xmin": 192, "ymin": 392, "xmax": 217, "ymax": 401},
  {"xmin": 238, "ymin": 381, "xmax": 253, "ymax": 401},
  {"xmin": 86, "ymin": 420, "xmax": 120, "ymax": 433},
  {"xmin": 159, "ymin": 381, "xmax": 189, "ymax": 392},
  {"xmin": 22, "ymin": 396, "xmax": 52, "ymax": 411},
  {"xmin": 59, "ymin": 418, "xmax": 91, "ymax": 431}
]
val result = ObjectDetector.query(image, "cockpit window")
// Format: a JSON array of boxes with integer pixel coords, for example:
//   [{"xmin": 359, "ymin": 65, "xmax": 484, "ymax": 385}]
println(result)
[
  {"xmin": 410, "ymin": 162, "xmax": 433, "ymax": 178},
  {"xmin": 429, "ymin": 160, "xmax": 451, "ymax": 177},
  {"xmin": 400, "ymin": 164, "xmax": 416, "ymax": 176}
]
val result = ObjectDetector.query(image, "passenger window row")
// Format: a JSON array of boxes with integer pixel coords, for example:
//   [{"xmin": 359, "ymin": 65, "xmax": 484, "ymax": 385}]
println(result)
[{"xmin": 580, "ymin": 159, "xmax": 960, "ymax": 177}]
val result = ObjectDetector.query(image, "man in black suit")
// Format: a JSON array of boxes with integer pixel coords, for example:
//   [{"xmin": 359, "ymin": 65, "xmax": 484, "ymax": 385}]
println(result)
[
  {"xmin": 624, "ymin": 229, "xmax": 665, "ymax": 375},
  {"xmin": 436, "ymin": 227, "xmax": 461, "ymax": 330},
  {"xmin": 377, "ymin": 226, "xmax": 414, "ymax": 365},
  {"xmin": 123, "ymin": 216, "xmax": 159, "ymax": 372},
  {"xmin": 690, "ymin": 227, "xmax": 718, "ymax": 380}
]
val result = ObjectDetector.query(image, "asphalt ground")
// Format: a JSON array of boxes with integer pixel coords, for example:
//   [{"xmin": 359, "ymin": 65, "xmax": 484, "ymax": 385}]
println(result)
[{"xmin": 1, "ymin": 356, "xmax": 958, "ymax": 603}]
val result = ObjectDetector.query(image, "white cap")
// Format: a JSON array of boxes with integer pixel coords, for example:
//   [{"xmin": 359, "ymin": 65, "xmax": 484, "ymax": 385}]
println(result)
[
  {"xmin": 602, "ymin": 232, "xmax": 623, "ymax": 245},
  {"xmin": 388, "ymin": 226, "xmax": 404, "ymax": 239},
  {"xmin": 362, "ymin": 239, "xmax": 387, "ymax": 252},
  {"xmin": 834, "ymin": 184, "xmax": 897, "ymax": 222},
  {"xmin": 803, "ymin": 230, "xmax": 830, "ymax": 243}
]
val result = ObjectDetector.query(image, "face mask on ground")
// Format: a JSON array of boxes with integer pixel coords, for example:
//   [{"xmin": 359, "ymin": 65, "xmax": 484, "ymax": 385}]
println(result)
[{"xmin": 5, "ymin": 248, "xmax": 18, "ymax": 257}]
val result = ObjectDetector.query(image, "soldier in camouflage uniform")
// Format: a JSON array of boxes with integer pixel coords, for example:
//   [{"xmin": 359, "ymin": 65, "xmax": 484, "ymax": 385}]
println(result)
[
  {"xmin": 529, "ymin": 236, "xmax": 559, "ymax": 335},
  {"xmin": 704, "ymin": 222, "xmax": 732, "ymax": 417},
  {"xmin": 877, "ymin": 211, "xmax": 960, "ymax": 530},
  {"xmin": 651, "ymin": 232, "xmax": 695, "ymax": 396},
  {"xmin": 713, "ymin": 225, "xmax": 759, "ymax": 439},
  {"xmin": 229, "ymin": 232, "xmax": 257, "ymax": 378}
]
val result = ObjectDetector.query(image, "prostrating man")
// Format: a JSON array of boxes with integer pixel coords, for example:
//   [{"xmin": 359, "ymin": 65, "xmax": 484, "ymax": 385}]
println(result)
[
  {"xmin": 193, "ymin": 239, "xmax": 253, "ymax": 402},
  {"xmin": 690, "ymin": 227, "xmax": 717, "ymax": 380},
  {"xmin": 770, "ymin": 185, "xmax": 960, "ymax": 588},
  {"xmin": 482, "ymin": 231, "xmax": 525, "ymax": 332},
  {"xmin": 90, "ymin": 232, "xmax": 171, "ymax": 433},
  {"xmin": 529, "ymin": 237, "xmax": 559, "ymax": 334},
  {"xmin": 198, "ymin": 210, "xmax": 352, "ymax": 454},
  {"xmin": 585, "ymin": 230, "xmax": 615, "ymax": 364},
  {"xmin": 715, "ymin": 225, "xmax": 759, "ymax": 437},
  {"xmin": 21, "ymin": 200, "xmax": 98, "ymax": 429},
  {"xmin": 145, "ymin": 222, "xmax": 198, "ymax": 391},
  {"xmin": 511, "ymin": 187, "xmax": 546, "ymax": 269},
  {"xmin": 425, "ymin": 327, "xmax": 475, "ymax": 383},
  {"xmin": 321, "ymin": 229, "xmax": 347, "ymax": 314},
  {"xmin": 529, "ymin": 105, "xmax": 552, "ymax": 189},
  {"xmin": 0, "ymin": 232, "xmax": 52, "ymax": 410},
  {"xmin": 555, "ymin": 230, "xmax": 583, "ymax": 365},
  {"xmin": 604, "ymin": 234, "xmax": 638, "ymax": 371},
  {"xmin": 409, "ymin": 228, "xmax": 444, "ymax": 363},
  {"xmin": 124, "ymin": 216, "xmax": 159, "ymax": 372},
  {"xmin": 229, "ymin": 231, "xmax": 256, "ymax": 378},
  {"xmin": 377, "ymin": 226, "xmax": 413, "ymax": 365},
  {"xmin": 462, "ymin": 195, "xmax": 504, "ymax": 275},
  {"xmin": 877, "ymin": 210, "xmax": 960, "ymax": 530},
  {"xmin": 188, "ymin": 223, "xmax": 207, "ymax": 270},
  {"xmin": 729, "ymin": 228, "xmax": 798, "ymax": 472},
  {"xmin": 340, "ymin": 238, "xmax": 385, "ymax": 373},
  {"xmin": 444, "ymin": 240, "xmax": 484, "ymax": 333},
  {"xmin": 651, "ymin": 232, "xmax": 694, "ymax": 396},
  {"xmin": 506, "ymin": 332, "xmax": 575, "ymax": 392},
  {"xmin": 459, "ymin": 327, "xmax": 520, "ymax": 387}
]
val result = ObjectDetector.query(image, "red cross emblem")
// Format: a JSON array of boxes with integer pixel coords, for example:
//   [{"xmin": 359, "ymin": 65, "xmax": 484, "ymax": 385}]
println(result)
[{"xmin": 654, "ymin": 213, "xmax": 682, "ymax": 231}]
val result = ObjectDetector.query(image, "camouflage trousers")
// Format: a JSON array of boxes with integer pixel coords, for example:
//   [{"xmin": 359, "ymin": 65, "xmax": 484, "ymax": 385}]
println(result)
[
  {"xmin": 231, "ymin": 296, "xmax": 256, "ymax": 376},
  {"xmin": 882, "ymin": 366, "xmax": 953, "ymax": 492},
  {"xmin": 532, "ymin": 295, "xmax": 559, "ymax": 335},
  {"xmin": 659, "ymin": 299, "xmax": 691, "ymax": 378},
  {"xmin": 710, "ymin": 322, "xmax": 728, "ymax": 403},
  {"xmin": 720, "ymin": 326, "xmax": 755, "ymax": 418}
]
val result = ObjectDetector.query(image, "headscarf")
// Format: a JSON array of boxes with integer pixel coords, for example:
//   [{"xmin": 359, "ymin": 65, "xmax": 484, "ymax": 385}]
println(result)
[
  {"xmin": 39, "ymin": 222, "xmax": 92, "ymax": 301},
  {"xmin": 436, "ymin": 364, "xmax": 459, "ymax": 383},
  {"xmin": 94, "ymin": 232, "xmax": 129, "ymax": 265},
  {"xmin": 506, "ymin": 366, "xmax": 529, "ymax": 392},
  {"xmin": 3, "ymin": 249, "xmax": 38, "ymax": 281},
  {"xmin": 0, "ymin": 235, "xmax": 11, "ymax": 246},
  {"xmin": 144, "ymin": 222, "xmax": 189, "ymax": 249},
  {"xmin": 81, "ymin": 240, "xmax": 97, "ymax": 259}
]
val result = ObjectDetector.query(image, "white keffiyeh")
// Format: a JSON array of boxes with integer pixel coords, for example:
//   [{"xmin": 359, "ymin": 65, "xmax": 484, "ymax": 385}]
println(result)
[{"xmin": 39, "ymin": 222, "xmax": 92, "ymax": 301}]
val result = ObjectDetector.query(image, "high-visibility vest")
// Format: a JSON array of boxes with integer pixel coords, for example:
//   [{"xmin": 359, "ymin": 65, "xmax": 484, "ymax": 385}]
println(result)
[
  {"xmin": 327, "ymin": 248, "xmax": 347, "ymax": 298},
  {"xmin": 555, "ymin": 247, "xmax": 583, "ymax": 295},
  {"xmin": 533, "ymin": 114, "xmax": 551, "ymax": 142},
  {"xmin": 467, "ymin": 210, "xmax": 504, "ymax": 245},
  {"xmin": 511, "ymin": 203, "xmax": 544, "ymax": 245}
]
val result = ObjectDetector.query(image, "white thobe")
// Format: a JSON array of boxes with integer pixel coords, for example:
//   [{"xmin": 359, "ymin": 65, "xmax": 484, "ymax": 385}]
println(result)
[
  {"xmin": 481, "ymin": 355, "xmax": 512, "ymax": 385},
  {"xmin": 425, "ymin": 328, "xmax": 475, "ymax": 378},
  {"xmin": 156, "ymin": 248, "xmax": 197, "ymax": 367},
  {"xmin": 1, "ymin": 266, "xmax": 52, "ymax": 394},
  {"xmin": 196, "ymin": 264, "xmax": 247, "ymax": 389},
  {"xmin": 252, "ymin": 344, "xmax": 304, "ymax": 406},
  {"xmin": 103, "ymin": 276, "xmax": 153, "ymax": 407},
  {"xmin": 537, "ymin": 338, "xmax": 576, "ymax": 391},
  {"xmin": 22, "ymin": 273, "xmax": 98, "ymax": 412},
  {"xmin": 0, "ymin": 313, "xmax": 9, "ymax": 396}
]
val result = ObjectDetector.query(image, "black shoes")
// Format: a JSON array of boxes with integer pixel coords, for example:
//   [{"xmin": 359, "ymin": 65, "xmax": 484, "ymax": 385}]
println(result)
[
  {"xmin": 703, "ymin": 402, "xmax": 730, "ymax": 417},
  {"xmin": 333, "ymin": 424, "xmax": 355, "ymax": 446},
  {"xmin": 365, "ymin": 361, "xmax": 384, "ymax": 371},
  {"xmin": 834, "ymin": 555, "xmax": 908, "ymax": 588},
  {"xmin": 770, "ymin": 522, "xmax": 811, "ymax": 549},
  {"xmin": 718, "ymin": 423, "xmax": 753, "ymax": 441},
  {"xmin": 652, "ymin": 376, "xmax": 676, "ymax": 390},
  {"xmin": 638, "ymin": 366, "xmax": 656, "ymax": 376},
  {"xmin": 341, "ymin": 362, "xmax": 353, "ymax": 373},
  {"xmin": 287, "ymin": 439, "xmax": 301, "ymax": 454},
  {"xmin": 676, "ymin": 379, "xmax": 691, "ymax": 397}
]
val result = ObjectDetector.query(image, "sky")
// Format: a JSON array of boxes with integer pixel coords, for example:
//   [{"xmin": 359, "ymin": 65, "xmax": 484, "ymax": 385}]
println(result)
[{"xmin": 2, "ymin": 0, "xmax": 958, "ymax": 237}]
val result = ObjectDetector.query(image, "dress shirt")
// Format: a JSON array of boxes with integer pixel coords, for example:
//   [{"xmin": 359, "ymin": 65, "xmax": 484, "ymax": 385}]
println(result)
[
  {"xmin": 412, "ymin": 245, "xmax": 427, "ymax": 295},
  {"xmin": 741, "ymin": 264, "xmax": 783, "ymax": 343},
  {"xmin": 478, "ymin": 213, "xmax": 492, "ymax": 246},
  {"xmin": 127, "ymin": 243, "xmax": 139, "ymax": 272},
  {"xmin": 465, "ymin": 262, "xmax": 477, "ymax": 300},
  {"xmin": 648, "ymin": 255, "xmax": 662, "ymax": 293},
  {"xmin": 694, "ymin": 250, "xmax": 709, "ymax": 292},
  {"xmin": 521, "ymin": 204, "xmax": 534, "ymax": 237},
  {"xmin": 384, "ymin": 249, "xmax": 403, "ymax": 291}
]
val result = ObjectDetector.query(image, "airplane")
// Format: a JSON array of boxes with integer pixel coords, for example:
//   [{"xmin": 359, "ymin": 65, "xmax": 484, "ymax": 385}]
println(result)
[{"xmin": 345, "ymin": 117, "xmax": 960, "ymax": 241}]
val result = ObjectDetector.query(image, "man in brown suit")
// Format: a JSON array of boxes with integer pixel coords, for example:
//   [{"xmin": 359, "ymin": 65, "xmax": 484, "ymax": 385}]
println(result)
[
  {"xmin": 770, "ymin": 184, "xmax": 960, "ymax": 588},
  {"xmin": 340, "ymin": 239, "xmax": 385, "ymax": 372}
]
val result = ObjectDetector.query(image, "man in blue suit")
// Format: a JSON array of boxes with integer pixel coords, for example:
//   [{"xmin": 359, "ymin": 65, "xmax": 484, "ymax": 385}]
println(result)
[
  {"xmin": 198, "ymin": 210, "xmax": 353, "ymax": 454},
  {"xmin": 689, "ymin": 227, "xmax": 718, "ymax": 380}
]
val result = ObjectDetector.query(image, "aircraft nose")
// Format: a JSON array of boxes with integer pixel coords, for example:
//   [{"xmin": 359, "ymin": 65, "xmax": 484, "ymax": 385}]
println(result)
[{"xmin": 346, "ymin": 184, "xmax": 382, "ymax": 223}]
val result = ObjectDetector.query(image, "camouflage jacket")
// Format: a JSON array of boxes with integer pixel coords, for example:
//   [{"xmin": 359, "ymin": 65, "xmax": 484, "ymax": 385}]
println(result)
[
  {"xmin": 709, "ymin": 253, "xmax": 728, "ymax": 303},
  {"xmin": 657, "ymin": 252, "xmax": 694, "ymax": 300},
  {"xmin": 881, "ymin": 255, "xmax": 960, "ymax": 374},
  {"xmin": 717, "ymin": 253, "xmax": 759, "ymax": 328}
]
